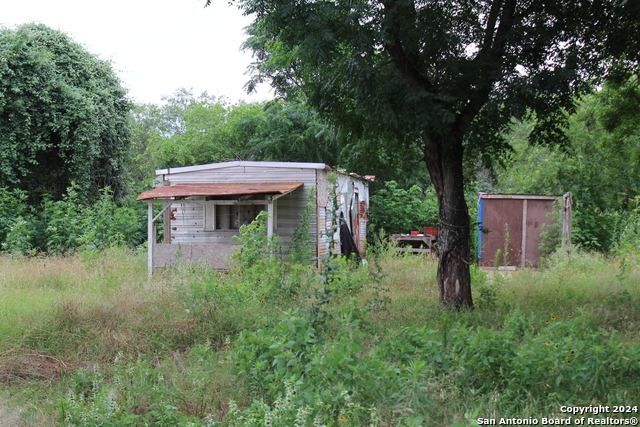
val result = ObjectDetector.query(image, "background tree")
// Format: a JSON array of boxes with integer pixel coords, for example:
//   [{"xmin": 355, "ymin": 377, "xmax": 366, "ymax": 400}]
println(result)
[
  {"xmin": 128, "ymin": 90, "xmax": 345, "ymax": 177},
  {"xmin": 128, "ymin": 89, "xmax": 234, "ymax": 180},
  {"xmin": 245, "ymin": 100, "xmax": 343, "ymax": 164},
  {"xmin": 498, "ymin": 80, "xmax": 640, "ymax": 252},
  {"xmin": 368, "ymin": 180, "xmax": 438, "ymax": 235},
  {"xmin": 0, "ymin": 23, "xmax": 131, "ymax": 203},
  {"xmin": 218, "ymin": 0, "xmax": 639, "ymax": 307}
]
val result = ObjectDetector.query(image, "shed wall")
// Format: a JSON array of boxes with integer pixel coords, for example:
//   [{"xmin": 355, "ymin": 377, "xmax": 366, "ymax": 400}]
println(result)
[
  {"xmin": 479, "ymin": 198, "xmax": 524, "ymax": 267},
  {"xmin": 524, "ymin": 199, "xmax": 555, "ymax": 267},
  {"xmin": 478, "ymin": 195, "xmax": 559, "ymax": 268}
]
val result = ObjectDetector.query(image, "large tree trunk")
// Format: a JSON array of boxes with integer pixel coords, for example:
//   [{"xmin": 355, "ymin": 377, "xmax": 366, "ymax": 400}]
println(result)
[{"xmin": 423, "ymin": 134, "xmax": 473, "ymax": 308}]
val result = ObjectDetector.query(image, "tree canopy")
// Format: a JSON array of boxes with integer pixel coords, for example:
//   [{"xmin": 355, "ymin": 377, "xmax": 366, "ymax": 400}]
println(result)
[
  {"xmin": 498, "ymin": 78, "xmax": 640, "ymax": 252},
  {"xmin": 219, "ymin": 0, "xmax": 640, "ymax": 307},
  {"xmin": 0, "ymin": 23, "xmax": 131, "ymax": 203},
  {"xmin": 129, "ymin": 89, "xmax": 431, "ymax": 191}
]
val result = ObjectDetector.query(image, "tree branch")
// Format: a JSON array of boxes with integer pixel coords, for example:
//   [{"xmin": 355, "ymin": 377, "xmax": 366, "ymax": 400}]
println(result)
[
  {"xmin": 382, "ymin": 0, "xmax": 434, "ymax": 91},
  {"xmin": 480, "ymin": 0, "xmax": 504, "ymax": 53},
  {"xmin": 458, "ymin": 0, "xmax": 518, "ymax": 131}
]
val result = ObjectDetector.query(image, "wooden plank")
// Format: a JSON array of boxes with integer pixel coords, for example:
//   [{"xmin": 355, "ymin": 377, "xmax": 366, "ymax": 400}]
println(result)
[
  {"xmin": 147, "ymin": 202, "xmax": 153, "ymax": 276},
  {"xmin": 393, "ymin": 247, "xmax": 431, "ymax": 253},
  {"xmin": 562, "ymin": 192, "xmax": 572, "ymax": 249}
]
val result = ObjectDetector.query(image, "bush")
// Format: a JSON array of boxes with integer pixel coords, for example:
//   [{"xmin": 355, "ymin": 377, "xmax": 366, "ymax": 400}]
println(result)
[
  {"xmin": 378, "ymin": 311, "xmax": 640, "ymax": 409},
  {"xmin": 232, "ymin": 308, "xmax": 392, "ymax": 422},
  {"xmin": 60, "ymin": 362, "xmax": 211, "ymax": 427},
  {"xmin": 0, "ymin": 184, "xmax": 147, "ymax": 254},
  {"xmin": 0, "ymin": 188, "xmax": 32, "ymax": 244},
  {"xmin": 369, "ymin": 181, "xmax": 438, "ymax": 235}
]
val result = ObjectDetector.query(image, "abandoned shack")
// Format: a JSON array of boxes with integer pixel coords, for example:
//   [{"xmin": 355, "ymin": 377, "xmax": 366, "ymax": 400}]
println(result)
[
  {"xmin": 137, "ymin": 161, "xmax": 370, "ymax": 274},
  {"xmin": 477, "ymin": 192, "xmax": 572, "ymax": 268}
]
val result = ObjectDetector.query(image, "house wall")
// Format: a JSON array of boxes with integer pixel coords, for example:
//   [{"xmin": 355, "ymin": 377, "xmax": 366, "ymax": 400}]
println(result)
[
  {"xmin": 153, "ymin": 243, "xmax": 236, "ymax": 269},
  {"xmin": 316, "ymin": 169, "xmax": 370, "ymax": 258},
  {"xmin": 156, "ymin": 163, "xmax": 321, "ymax": 268},
  {"xmin": 165, "ymin": 192, "xmax": 306, "ymax": 251},
  {"xmin": 150, "ymin": 162, "xmax": 369, "ymax": 270}
]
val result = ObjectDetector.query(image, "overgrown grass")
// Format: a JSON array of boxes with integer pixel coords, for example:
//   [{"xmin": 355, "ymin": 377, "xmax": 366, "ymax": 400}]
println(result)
[{"xmin": 0, "ymin": 245, "xmax": 638, "ymax": 426}]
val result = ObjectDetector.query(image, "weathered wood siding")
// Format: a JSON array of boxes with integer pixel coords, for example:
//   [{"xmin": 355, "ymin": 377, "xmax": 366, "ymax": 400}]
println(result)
[
  {"xmin": 159, "ymin": 163, "xmax": 321, "ymax": 266},
  {"xmin": 150, "ymin": 162, "xmax": 369, "ymax": 269},
  {"xmin": 153, "ymin": 243, "xmax": 235, "ymax": 269}
]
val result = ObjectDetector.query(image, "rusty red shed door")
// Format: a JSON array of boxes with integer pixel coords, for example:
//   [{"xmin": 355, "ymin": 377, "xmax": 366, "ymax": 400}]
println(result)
[{"xmin": 478, "ymin": 194, "xmax": 559, "ymax": 268}]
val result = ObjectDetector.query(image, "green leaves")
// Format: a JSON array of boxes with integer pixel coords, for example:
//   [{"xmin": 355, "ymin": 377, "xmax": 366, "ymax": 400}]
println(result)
[
  {"xmin": 0, "ymin": 24, "xmax": 131, "ymax": 203},
  {"xmin": 128, "ymin": 90, "xmax": 345, "ymax": 183},
  {"xmin": 498, "ymin": 80, "xmax": 640, "ymax": 252},
  {"xmin": 0, "ymin": 184, "xmax": 146, "ymax": 255},
  {"xmin": 369, "ymin": 180, "xmax": 438, "ymax": 235}
]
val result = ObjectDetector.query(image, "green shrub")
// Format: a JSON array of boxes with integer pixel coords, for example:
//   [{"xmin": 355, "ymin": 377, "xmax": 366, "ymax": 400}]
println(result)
[
  {"xmin": 43, "ymin": 185, "xmax": 87, "ymax": 253},
  {"xmin": 59, "ymin": 344, "xmax": 239, "ymax": 426},
  {"xmin": 232, "ymin": 309, "xmax": 393, "ymax": 420},
  {"xmin": 231, "ymin": 211, "xmax": 296, "ymax": 302},
  {"xmin": 2, "ymin": 216, "xmax": 36, "ymax": 255},
  {"xmin": 0, "ymin": 187, "xmax": 32, "ymax": 243},
  {"xmin": 225, "ymin": 380, "xmax": 381, "ymax": 427},
  {"xmin": 1, "ymin": 184, "xmax": 147, "ymax": 255},
  {"xmin": 369, "ymin": 180, "xmax": 438, "ymax": 235}
]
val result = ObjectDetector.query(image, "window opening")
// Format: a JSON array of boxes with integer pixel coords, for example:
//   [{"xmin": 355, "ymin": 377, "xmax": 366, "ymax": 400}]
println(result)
[{"xmin": 212, "ymin": 203, "xmax": 267, "ymax": 230}]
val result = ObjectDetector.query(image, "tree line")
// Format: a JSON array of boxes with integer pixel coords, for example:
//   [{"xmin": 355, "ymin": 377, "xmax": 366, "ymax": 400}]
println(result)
[{"xmin": 0, "ymin": 19, "xmax": 638, "ymax": 289}]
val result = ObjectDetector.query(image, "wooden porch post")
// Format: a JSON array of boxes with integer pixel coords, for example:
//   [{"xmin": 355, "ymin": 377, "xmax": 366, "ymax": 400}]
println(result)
[
  {"xmin": 147, "ymin": 201, "xmax": 154, "ymax": 277},
  {"xmin": 562, "ymin": 192, "xmax": 573, "ymax": 253},
  {"xmin": 267, "ymin": 201, "xmax": 274, "ymax": 239}
]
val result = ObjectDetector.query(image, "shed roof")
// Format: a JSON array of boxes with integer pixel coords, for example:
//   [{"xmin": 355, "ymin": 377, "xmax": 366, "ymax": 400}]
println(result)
[
  {"xmin": 478, "ymin": 193, "xmax": 562, "ymax": 200},
  {"xmin": 137, "ymin": 182, "xmax": 304, "ymax": 201}
]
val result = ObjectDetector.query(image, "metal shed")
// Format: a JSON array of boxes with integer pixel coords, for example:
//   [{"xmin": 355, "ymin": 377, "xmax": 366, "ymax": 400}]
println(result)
[
  {"xmin": 477, "ymin": 193, "xmax": 572, "ymax": 268},
  {"xmin": 137, "ymin": 161, "xmax": 370, "ymax": 274}
]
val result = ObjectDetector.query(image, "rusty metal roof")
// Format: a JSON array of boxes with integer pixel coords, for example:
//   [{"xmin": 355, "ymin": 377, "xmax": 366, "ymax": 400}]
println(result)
[
  {"xmin": 136, "ymin": 182, "xmax": 304, "ymax": 201},
  {"xmin": 478, "ymin": 193, "xmax": 562, "ymax": 200}
]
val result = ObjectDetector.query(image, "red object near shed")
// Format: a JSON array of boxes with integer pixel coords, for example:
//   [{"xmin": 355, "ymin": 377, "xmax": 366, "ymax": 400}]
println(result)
[{"xmin": 423, "ymin": 227, "xmax": 439, "ymax": 237}]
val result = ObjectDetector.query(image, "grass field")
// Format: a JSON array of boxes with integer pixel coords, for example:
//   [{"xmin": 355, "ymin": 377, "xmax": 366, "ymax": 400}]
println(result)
[{"xmin": 0, "ymin": 246, "xmax": 638, "ymax": 426}]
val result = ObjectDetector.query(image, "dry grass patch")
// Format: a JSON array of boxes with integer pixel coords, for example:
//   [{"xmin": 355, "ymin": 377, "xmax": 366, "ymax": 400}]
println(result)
[
  {"xmin": 0, "ymin": 351, "xmax": 69, "ymax": 384},
  {"xmin": 380, "ymin": 252, "xmax": 438, "ymax": 296}
]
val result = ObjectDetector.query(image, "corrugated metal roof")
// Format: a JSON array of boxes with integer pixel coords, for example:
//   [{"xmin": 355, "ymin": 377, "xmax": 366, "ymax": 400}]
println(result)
[
  {"xmin": 137, "ymin": 182, "xmax": 304, "ymax": 201},
  {"xmin": 156, "ymin": 161, "xmax": 329, "ymax": 176},
  {"xmin": 478, "ymin": 193, "xmax": 561, "ymax": 200}
]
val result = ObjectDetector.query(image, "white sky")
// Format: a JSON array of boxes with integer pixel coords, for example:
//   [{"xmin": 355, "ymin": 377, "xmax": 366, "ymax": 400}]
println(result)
[{"xmin": 0, "ymin": 0, "xmax": 274, "ymax": 105}]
